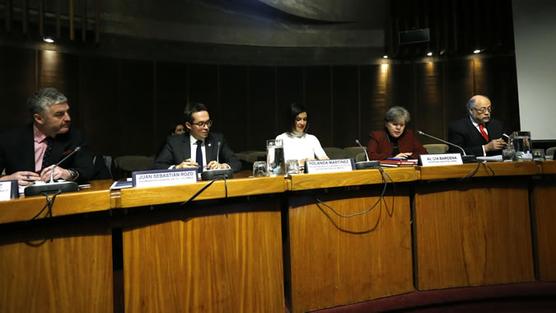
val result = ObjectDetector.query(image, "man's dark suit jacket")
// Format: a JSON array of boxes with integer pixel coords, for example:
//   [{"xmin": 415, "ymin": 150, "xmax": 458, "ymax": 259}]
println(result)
[
  {"xmin": 367, "ymin": 129, "xmax": 427, "ymax": 160},
  {"xmin": 447, "ymin": 117, "xmax": 504, "ymax": 156},
  {"xmin": 153, "ymin": 132, "xmax": 241, "ymax": 172},
  {"xmin": 0, "ymin": 124, "xmax": 94, "ymax": 182}
]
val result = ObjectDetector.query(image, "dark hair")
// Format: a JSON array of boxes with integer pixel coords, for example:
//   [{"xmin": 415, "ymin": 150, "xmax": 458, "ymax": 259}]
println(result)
[
  {"xmin": 288, "ymin": 103, "xmax": 308, "ymax": 132},
  {"xmin": 183, "ymin": 102, "xmax": 209, "ymax": 123}
]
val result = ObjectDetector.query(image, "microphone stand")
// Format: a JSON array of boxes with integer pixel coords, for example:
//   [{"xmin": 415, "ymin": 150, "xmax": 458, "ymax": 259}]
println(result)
[
  {"xmin": 417, "ymin": 131, "xmax": 477, "ymax": 163},
  {"xmin": 354, "ymin": 139, "xmax": 379, "ymax": 169},
  {"xmin": 24, "ymin": 146, "xmax": 81, "ymax": 196}
]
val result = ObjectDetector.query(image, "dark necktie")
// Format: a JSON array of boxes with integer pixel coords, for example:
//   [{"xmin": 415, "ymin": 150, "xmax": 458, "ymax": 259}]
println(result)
[
  {"xmin": 479, "ymin": 124, "xmax": 489, "ymax": 142},
  {"xmin": 196, "ymin": 140, "xmax": 204, "ymax": 173},
  {"xmin": 41, "ymin": 137, "xmax": 54, "ymax": 170}
]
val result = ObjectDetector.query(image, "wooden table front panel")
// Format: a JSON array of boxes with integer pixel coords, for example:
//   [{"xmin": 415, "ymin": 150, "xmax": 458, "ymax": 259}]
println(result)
[
  {"xmin": 532, "ymin": 179, "xmax": 556, "ymax": 281},
  {"xmin": 414, "ymin": 179, "xmax": 534, "ymax": 290},
  {"xmin": 0, "ymin": 231, "xmax": 113, "ymax": 313},
  {"xmin": 288, "ymin": 187, "xmax": 414, "ymax": 313},
  {"xmin": 123, "ymin": 201, "xmax": 285, "ymax": 313}
]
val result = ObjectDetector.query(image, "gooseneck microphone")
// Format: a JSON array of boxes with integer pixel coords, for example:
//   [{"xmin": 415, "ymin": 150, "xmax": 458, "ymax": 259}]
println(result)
[
  {"xmin": 353, "ymin": 139, "xmax": 379, "ymax": 169},
  {"xmin": 216, "ymin": 141, "xmax": 221, "ymax": 164},
  {"xmin": 417, "ymin": 130, "xmax": 476, "ymax": 162},
  {"xmin": 50, "ymin": 146, "xmax": 81, "ymax": 183},
  {"xmin": 25, "ymin": 146, "xmax": 81, "ymax": 197},
  {"xmin": 355, "ymin": 139, "xmax": 371, "ymax": 162},
  {"xmin": 200, "ymin": 141, "xmax": 233, "ymax": 180}
]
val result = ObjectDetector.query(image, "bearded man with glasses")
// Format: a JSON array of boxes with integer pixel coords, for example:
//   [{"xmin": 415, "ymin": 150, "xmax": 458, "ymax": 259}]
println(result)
[
  {"xmin": 448, "ymin": 95, "xmax": 507, "ymax": 156},
  {"xmin": 154, "ymin": 102, "xmax": 241, "ymax": 172}
]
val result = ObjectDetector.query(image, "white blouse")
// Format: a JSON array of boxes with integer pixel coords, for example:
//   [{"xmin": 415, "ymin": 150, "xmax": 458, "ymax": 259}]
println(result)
[{"xmin": 275, "ymin": 132, "xmax": 328, "ymax": 162}]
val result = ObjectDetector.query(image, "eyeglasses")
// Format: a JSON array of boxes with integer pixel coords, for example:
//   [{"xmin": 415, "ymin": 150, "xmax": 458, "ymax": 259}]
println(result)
[
  {"xmin": 473, "ymin": 106, "xmax": 492, "ymax": 114},
  {"xmin": 190, "ymin": 120, "xmax": 212, "ymax": 128}
]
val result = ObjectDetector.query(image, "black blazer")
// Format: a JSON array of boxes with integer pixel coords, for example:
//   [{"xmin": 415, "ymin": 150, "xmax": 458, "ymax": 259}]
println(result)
[
  {"xmin": 153, "ymin": 132, "xmax": 241, "ymax": 172},
  {"xmin": 447, "ymin": 117, "xmax": 504, "ymax": 156},
  {"xmin": 0, "ymin": 124, "xmax": 94, "ymax": 182}
]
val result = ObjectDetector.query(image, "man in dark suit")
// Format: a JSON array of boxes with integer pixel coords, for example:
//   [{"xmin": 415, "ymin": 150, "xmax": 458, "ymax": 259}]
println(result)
[
  {"xmin": 153, "ymin": 102, "xmax": 241, "ymax": 172},
  {"xmin": 448, "ymin": 95, "xmax": 507, "ymax": 156},
  {"xmin": 0, "ymin": 88, "xmax": 94, "ymax": 186}
]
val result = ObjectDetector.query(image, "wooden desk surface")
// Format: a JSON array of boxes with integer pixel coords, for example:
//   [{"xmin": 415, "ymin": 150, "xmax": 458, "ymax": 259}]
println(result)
[
  {"xmin": 418, "ymin": 161, "xmax": 539, "ymax": 180},
  {"xmin": 0, "ymin": 180, "xmax": 113, "ymax": 224},
  {"xmin": 118, "ymin": 175, "xmax": 286, "ymax": 208},
  {"xmin": 540, "ymin": 160, "xmax": 556, "ymax": 174},
  {"xmin": 288, "ymin": 167, "xmax": 418, "ymax": 191}
]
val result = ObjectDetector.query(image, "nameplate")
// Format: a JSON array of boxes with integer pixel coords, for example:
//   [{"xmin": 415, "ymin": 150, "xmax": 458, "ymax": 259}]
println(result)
[
  {"xmin": 420, "ymin": 153, "xmax": 463, "ymax": 167},
  {"xmin": 132, "ymin": 168, "xmax": 197, "ymax": 188},
  {"xmin": 305, "ymin": 159, "xmax": 353, "ymax": 174},
  {"xmin": 0, "ymin": 180, "xmax": 19, "ymax": 201}
]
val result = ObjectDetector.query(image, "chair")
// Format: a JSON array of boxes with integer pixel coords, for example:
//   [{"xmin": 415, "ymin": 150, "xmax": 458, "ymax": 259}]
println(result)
[
  {"xmin": 546, "ymin": 146, "xmax": 556, "ymax": 159},
  {"xmin": 323, "ymin": 147, "xmax": 349, "ymax": 159},
  {"xmin": 355, "ymin": 152, "xmax": 368, "ymax": 162},
  {"xmin": 112, "ymin": 155, "xmax": 154, "ymax": 180},
  {"xmin": 91, "ymin": 155, "xmax": 112, "ymax": 180},
  {"xmin": 344, "ymin": 146, "xmax": 365, "ymax": 159},
  {"xmin": 423, "ymin": 144, "xmax": 449, "ymax": 154}
]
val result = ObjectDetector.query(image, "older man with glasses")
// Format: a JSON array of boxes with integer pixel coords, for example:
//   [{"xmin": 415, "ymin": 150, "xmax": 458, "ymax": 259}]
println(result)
[
  {"xmin": 153, "ymin": 102, "xmax": 241, "ymax": 172},
  {"xmin": 448, "ymin": 95, "xmax": 507, "ymax": 156}
]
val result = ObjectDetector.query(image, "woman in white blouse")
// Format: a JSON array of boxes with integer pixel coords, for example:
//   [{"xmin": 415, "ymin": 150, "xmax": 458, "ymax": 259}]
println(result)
[{"xmin": 275, "ymin": 103, "xmax": 328, "ymax": 165}]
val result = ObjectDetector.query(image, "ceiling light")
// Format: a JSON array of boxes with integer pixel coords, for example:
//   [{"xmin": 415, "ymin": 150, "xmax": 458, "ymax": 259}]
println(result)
[
  {"xmin": 426, "ymin": 51, "xmax": 433, "ymax": 57},
  {"xmin": 382, "ymin": 55, "xmax": 389, "ymax": 59},
  {"xmin": 43, "ymin": 36, "xmax": 55, "ymax": 43},
  {"xmin": 473, "ymin": 49, "xmax": 482, "ymax": 54}
]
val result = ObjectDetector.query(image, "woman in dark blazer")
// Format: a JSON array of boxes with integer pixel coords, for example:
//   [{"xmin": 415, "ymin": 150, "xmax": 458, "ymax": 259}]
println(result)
[{"xmin": 367, "ymin": 106, "xmax": 427, "ymax": 160}]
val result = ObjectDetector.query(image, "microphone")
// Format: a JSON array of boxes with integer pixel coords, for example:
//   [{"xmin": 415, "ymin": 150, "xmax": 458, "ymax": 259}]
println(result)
[
  {"xmin": 216, "ymin": 141, "xmax": 221, "ymax": 164},
  {"xmin": 25, "ymin": 146, "xmax": 81, "ymax": 197},
  {"xmin": 201, "ymin": 141, "xmax": 233, "ymax": 180},
  {"xmin": 417, "ymin": 130, "xmax": 476, "ymax": 162},
  {"xmin": 353, "ymin": 139, "xmax": 379, "ymax": 169},
  {"xmin": 50, "ymin": 146, "xmax": 81, "ymax": 183}
]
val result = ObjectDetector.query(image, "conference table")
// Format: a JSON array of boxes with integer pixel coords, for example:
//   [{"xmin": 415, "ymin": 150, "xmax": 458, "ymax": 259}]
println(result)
[{"xmin": 1, "ymin": 161, "xmax": 554, "ymax": 313}]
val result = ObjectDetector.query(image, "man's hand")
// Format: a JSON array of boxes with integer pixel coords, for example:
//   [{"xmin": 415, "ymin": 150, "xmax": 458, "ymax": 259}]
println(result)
[
  {"xmin": 484, "ymin": 138, "xmax": 507, "ymax": 152},
  {"xmin": 40, "ymin": 165, "xmax": 73, "ymax": 182},
  {"xmin": 206, "ymin": 161, "xmax": 231, "ymax": 170},
  {"xmin": 1, "ymin": 171, "xmax": 41, "ymax": 186},
  {"xmin": 176, "ymin": 159, "xmax": 200, "ymax": 169}
]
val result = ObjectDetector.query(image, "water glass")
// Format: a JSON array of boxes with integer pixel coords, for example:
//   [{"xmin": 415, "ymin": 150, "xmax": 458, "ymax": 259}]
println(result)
[
  {"xmin": 286, "ymin": 159, "xmax": 300, "ymax": 175},
  {"xmin": 252, "ymin": 161, "xmax": 267, "ymax": 177}
]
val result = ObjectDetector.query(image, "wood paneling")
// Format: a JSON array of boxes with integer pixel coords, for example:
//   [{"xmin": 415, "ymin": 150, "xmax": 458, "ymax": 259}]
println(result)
[
  {"xmin": 414, "ymin": 179, "xmax": 534, "ymax": 290},
  {"xmin": 0, "ymin": 45, "xmax": 523, "ymax": 155},
  {"xmin": 305, "ymin": 66, "xmax": 333, "ymax": 147},
  {"xmin": 276, "ymin": 66, "xmax": 303, "ymax": 133},
  {"xmin": 0, "ymin": 229, "xmax": 113, "ymax": 313},
  {"xmin": 219, "ymin": 65, "xmax": 248, "ymax": 151},
  {"xmin": 288, "ymin": 188, "xmax": 414, "ymax": 313},
  {"xmin": 532, "ymin": 179, "xmax": 556, "ymax": 281},
  {"xmin": 117, "ymin": 59, "xmax": 154, "ymax": 156},
  {"xmin": 123, "ymin": 203, "xmax": 285, "ymax": 313},
  {"xmin": 78, "ymin": 55, "xmax": 120, "ymax": 154},
  {"xmin": 0, "ymin": 46, "xmax": 36, "ymax": 129},
  {"xmin": 188, "ymin": 64, "xmax": 218, "ymax": 111},
  {"xmin": 247, "ymin": 66, "xmax": 277, "ymax": 150},
  {"xmin": 359, "ymin": 64, "xmax": 388, "ymax": 142},
  {"xmin": 332, "ymin": 66, "xmax": 360, "ymax": 147},
  {"xmin": 414, "ymin": 61, "xmax": 444, "ymax": 137},
  {"xmin": 154, "ymin": 61, "xmax": 189, "ymax": 152}
]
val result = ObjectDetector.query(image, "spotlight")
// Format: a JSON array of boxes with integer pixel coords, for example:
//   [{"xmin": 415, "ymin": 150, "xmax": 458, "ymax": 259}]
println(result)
[
  {"xmin": 382, "ymin": 55, "xmax": 389, "ymax": 59},
  {"xmin": 473, "ymin": 49, "xmax": 482, "ymax": 54},
  {"xmin": 426, "ymin": 51, "xmax": 433, "ymax": 57},
  {"xmin": 43, "ymin": 36, "xmax": 55, "ymax": 43}
]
